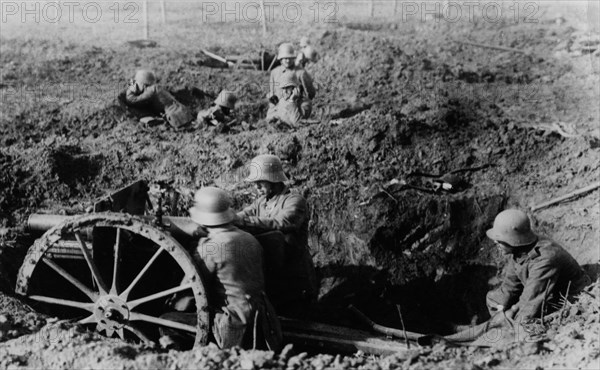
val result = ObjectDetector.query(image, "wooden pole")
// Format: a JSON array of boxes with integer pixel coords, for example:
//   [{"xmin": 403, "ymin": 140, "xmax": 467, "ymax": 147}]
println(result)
[
  {"xmin": 369, "ymin": 0, "xmax": 375, "ymax": 18},
  {"xmin": 160, "ymin": 0, "xmax": 166, "ymax": 24},
  {"xmin": 260, "ymin": 0, "xmax": 268, "ymax": 36},
  {"xmin": 143, "ymin": 0, "xmax": 149, "ymax": 39},
  {"xmin": 394, "ymin": 0, "xmax": 400, "ymax": 16},
  {"xmin": 531, "ymin": 181, "xmax": 600, "ymax": 212},
  {"xmin": 453, "ymin": 39, "xmax": 527, "ymax": 54}
]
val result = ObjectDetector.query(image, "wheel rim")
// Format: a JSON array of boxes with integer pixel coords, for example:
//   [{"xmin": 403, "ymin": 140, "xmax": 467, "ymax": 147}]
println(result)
[{"xmin": 16, "ymin": 213, "xmax": 209, "ymax": 347}]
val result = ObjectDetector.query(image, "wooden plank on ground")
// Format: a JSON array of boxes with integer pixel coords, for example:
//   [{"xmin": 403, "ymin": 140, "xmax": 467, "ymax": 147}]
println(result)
[{"xmin": 280, "ymin": 318, "xmax": 409, "ymax": 356}]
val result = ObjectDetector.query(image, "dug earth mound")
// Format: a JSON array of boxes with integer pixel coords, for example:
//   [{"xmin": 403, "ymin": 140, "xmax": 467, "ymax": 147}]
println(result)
[{"xmin": 1, "ymin": 7, "xmax": 599, "ymax": 370}]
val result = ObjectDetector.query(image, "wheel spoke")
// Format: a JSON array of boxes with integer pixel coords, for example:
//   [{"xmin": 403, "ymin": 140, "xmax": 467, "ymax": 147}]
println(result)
[
  {"xmin": 29, "ymin": 295, "xmax": 94, "ymax": 311},
  {"xmin": 124, "ymin": 324, "xmax": 153, "ymax": 344},
  {"xmin": 129, "ymin": 312, "xmax": 197, "ymax": 333},
  {"xmin": 110, "ymin": 228, "xmax": 122, "ymax": 295},
  {"xmin": 128, "ymin": 283, "xmax": 193, "ymax": 310},
  {"xmin": 119, "ymin": 247, "xmax": 165, "ymax": 300},
  {"xmin": 78, "ymin": 314, "xmax": 96, "ymax": 324},
  {"xmin": 116, "ymin": 328, "xmax": 125, "ymax": 340},
  {"xmin": 74, "ymin": 231, "xmax": 108, "ymax": 294},
  {"xmin": 42, "ymin": 258, "xmax": 98, "ymax": 302}
]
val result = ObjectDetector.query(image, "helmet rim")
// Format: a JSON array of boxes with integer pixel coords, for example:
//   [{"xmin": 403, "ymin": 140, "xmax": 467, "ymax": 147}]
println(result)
[{"xmin": 189, "ymin": 187, "xmax": 235, "ymax": 226}]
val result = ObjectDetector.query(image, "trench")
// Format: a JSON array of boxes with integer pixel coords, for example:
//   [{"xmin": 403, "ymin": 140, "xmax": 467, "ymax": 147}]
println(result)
[
  {"xmin": 1, "ymin": 192, "xmax": 506, "ymax": 352},
  {"xmin": 312, "ymin": 190, "xmax": 508, "ymax": 337}
]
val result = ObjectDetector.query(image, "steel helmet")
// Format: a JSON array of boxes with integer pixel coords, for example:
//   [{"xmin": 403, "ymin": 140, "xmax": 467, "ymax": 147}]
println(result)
[
  {"xmin": 215, "ymin": 90, "xmax": 237, "ymax": 110},
  {"xmin": 486, "ymin": 209, "xmax": 538, "ymax": 247},
  {"xmin": 279, "ymin": 73, "xmax": 298, "ymax": 89},
  {"xmin": 189, "ymin": 187, "xmax": 235, "ymax": 226},
  {"xmin": 278, "ymin": 43, "xmax": 296, "ymax": 60},
  {"xmin": 245, "ymin": 154, "xmax": 288, "ymax": 183},
  {"xmin": 299, "ymin": 36, "xmax": 310, "ymax": 48},
  {"xmin": 303, "ymin": 46, "xmax": 318, "ymax": 62},
  {"xmin": 134, "ymin": 70, "xmax": 156, "ymax": 86}
]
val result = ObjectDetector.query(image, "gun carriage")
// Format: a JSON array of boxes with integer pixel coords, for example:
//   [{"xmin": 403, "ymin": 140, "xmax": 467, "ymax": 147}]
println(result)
[{"xmin": 16, "ymin": 181, "xmax": 411, "ymax": 354}]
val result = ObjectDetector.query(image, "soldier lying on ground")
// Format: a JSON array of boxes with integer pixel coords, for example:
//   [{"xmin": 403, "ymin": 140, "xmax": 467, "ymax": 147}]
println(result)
[
  {"xmin": 234, "ymin": 154, "xmax": 318, "ymax": 319},
  {"xmin": 268, "ymin": 43, "xmax": 316, "ymax": 121},
  {"xmin": 160, "ymin": 187, "xmax": 282, "ymax": 350},
  {"xmin": 265, "ymin": 73, "xmax": 307, "ymax": 128},
  {"xmin": 196, "ymin": 90, "xmax": 237, "ymax": 129},
  {"xmin": 124, "ymin": 69, "xmax": 193, "ymax": 129},
  {"xmin": 125, "ymin": 70, "xmax": 176, "ymax": 116},
  {"xmin": 485, "ymin": 209, "xmax": 590, "ymax": 325}
]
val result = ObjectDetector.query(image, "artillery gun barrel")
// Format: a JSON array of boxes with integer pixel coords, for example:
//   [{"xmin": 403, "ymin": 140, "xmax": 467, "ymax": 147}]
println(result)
[{"xmin": 27, "ymin": 214, "xmax": 205, "ymax": 240}]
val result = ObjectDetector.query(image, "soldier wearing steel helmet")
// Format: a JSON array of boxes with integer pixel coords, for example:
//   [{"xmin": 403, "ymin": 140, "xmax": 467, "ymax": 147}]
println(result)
[
  {"xmin": 485, "ymin": 209, "xmax": 590, "ymax": 324},
  {"xmin": 265, "ymin": 73, "xmax": 306, "ymax": 127},
  {"xmin": 125, "ymin": 69, "xmax": 178, "ymax": 116},
  {"xmin": 267, "ymin": 43, "xmax": 316, "ymax": 121},
  {"xmin": 196, "ymin": 90, "xmax": 237, "ymax": 128},
  {"xmin": 234, "ymin": 154, "xmax": 318, "ymax": 318},
  {"xmin": 162, "ymin": 187, "xmax": 282, "ymax": 350},
  {"xmin": 296, "ymin": 36, "xmax": 319, "ymax": 68}
]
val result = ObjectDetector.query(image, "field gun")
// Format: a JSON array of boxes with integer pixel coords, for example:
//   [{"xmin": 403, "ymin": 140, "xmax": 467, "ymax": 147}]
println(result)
[{"xmin": 16, "ymin": 180, "xmax": 412, "ymax": 354}]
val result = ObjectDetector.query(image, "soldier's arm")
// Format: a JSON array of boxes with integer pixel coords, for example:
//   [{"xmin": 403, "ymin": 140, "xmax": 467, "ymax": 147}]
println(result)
[
  {"xmin": 495, "ymin": 261, "xmax": 524, "ymax": 310},
  {"xmin": 125, "ymin": 85, "xmax": 157, "ymax": 105},
  {"xmin": 514, "ymin": 259, "xmax": 559, "ymax": 321},
  {"xmin": 240, "ymin": 195, "xmax": 307, "ymax": 233},
  {"xmin": 236, "ymin": 201, "xmax": 258, "ymax": 219}
]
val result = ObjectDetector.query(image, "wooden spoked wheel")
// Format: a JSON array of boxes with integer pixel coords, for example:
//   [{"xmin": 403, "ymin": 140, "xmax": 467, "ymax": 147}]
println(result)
[{"xmin": 16, "ymin": 213, "xmax": 209, "ymax": 347}]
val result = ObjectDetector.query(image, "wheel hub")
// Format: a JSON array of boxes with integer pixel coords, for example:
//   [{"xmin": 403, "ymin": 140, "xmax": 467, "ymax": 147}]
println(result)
[{"xmin": 94, "ymin": 295, "xmax": 129, "ymax": 331}]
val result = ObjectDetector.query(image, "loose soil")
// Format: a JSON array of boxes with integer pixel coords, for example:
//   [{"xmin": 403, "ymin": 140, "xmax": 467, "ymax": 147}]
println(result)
[{"xmin": 0, "ymin": 2, "xmax": 599, "ymax": 369}]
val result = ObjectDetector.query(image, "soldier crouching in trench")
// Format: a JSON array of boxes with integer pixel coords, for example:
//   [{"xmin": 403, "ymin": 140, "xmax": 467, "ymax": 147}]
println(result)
[
  {"xmin": 485, "ymin": 209, "xmax": 590, "ymax": 326},
  {"xmin": 443, "ymin": 209, "xmax": 591, "ymax": 345},
  {"xmin": 160, "ymin": 187, "xmax": 282, "ymax": 351},
  {"xmin": 233, "ymin": 154, "xmax": 319, "ymax": 319}
]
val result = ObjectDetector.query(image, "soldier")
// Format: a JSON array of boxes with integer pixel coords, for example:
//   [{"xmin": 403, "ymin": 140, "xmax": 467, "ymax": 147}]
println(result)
[
  {"xmin": 296, "ymin": 36, "xmax": 319, "ymax": 68},
  {"xmin": 234, "ymin": 154, "xmax": 318, "ymax": 318},
  {"xmin": 162, "ymin": 187, "xmax": 282, "ymax": 350},
  {"xmin": 125, "ymin": 69, "xmax": 193, "ymax": 129},
  {"xmin": 125, "ymin": 69, "xmax": 177, "ymax": 116},
  {"xmin": 267, "ymin": 43, "xmax": 316, "ymax": 120},
  {"xmin": 265, "ymin": 73, "xmax": 306, "ymax": 128},
  {"xmin": 485, "ymin": 209, "xmax": 590, "ymax": 325},
  {"xmin": 196, "ymin": 90, "xmax": 237, "ymax": 128}
]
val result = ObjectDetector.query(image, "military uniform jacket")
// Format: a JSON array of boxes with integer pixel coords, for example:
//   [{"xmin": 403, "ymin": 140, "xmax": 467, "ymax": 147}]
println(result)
[
  {"xmin": 269, "ymin": 66, "xmax": 316, "ymax": 101},
  {"xmin": 194, "ymin": 225, "xmax": 265, "ymax": 311},
  {"xmin": 125, "ymin": 85, "xmax": 177, "ymax": 115},
  {"xmin": 194, "ymin": 225, "xmax": 281, "ymax": 349},
  {"xmin": 494, "ymin": 237, "xmax": 589, "ymax": 321},
  {"xmin": 237, "ymin": 188, "xmax": 317, "ymax": 300},
  {"xmin": 237, "ymin": 188, "xmax": 308, "ymax": 252}
]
